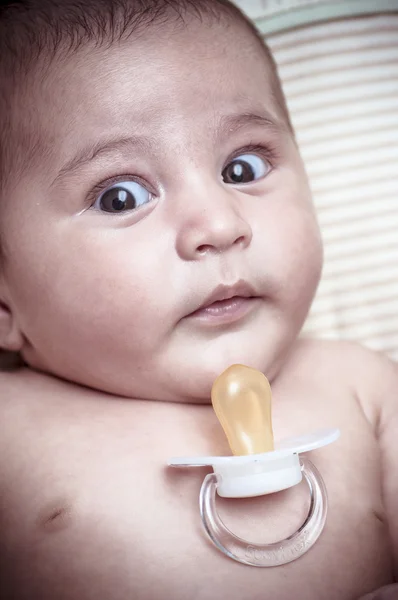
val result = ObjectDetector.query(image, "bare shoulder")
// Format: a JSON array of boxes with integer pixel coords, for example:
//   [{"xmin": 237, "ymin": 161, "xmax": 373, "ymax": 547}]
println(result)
[
  {"xmin": 0, "ymin": 368, "xmax": 70, "ymax": 453},
  {"xmin": 286, "ymin": 338, "xmax": 398, "ymax": 423},
  {"xmin": 289, "ymin": 337, "xmax": 395, "ymax": 373},
  {"xmin": 0, "ymin": 366, "xmax": 40, "ymax": 415},
  {"xmin": 0, "ymin": 365, "xmax": 57, "ymax": 394},
  {"xmin": 0, "ymin": 366, "xmax": 114, "ymax": 445},
  {"xmin": 0, "ymin": 366, "xmax": 75, "ymax": 412},
  {"xmin": 0, "ymin": 364, "xmax": 112, "ymax": 406}
]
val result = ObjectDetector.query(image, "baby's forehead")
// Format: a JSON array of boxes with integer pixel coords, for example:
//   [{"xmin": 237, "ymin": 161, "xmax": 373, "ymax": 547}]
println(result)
[
  {"xmin": 42, "ymin": 37, "xmax": 279, "ymax": 147},
  {"xmin": 1, "ymin": 2, "xmax": 288, "ymax": 193}
]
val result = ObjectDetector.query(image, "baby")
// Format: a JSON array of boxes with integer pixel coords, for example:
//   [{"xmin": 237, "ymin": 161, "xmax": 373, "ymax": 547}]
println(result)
[{"xmin": 0, "ymin": 1, "xmax": 397, "ymax": 598}]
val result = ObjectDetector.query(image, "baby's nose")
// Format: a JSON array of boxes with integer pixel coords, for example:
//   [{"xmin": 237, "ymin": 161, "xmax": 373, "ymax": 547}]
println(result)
[{"xmin": 175, "ymin": 188, "xmax": 253, "ymax": 260}]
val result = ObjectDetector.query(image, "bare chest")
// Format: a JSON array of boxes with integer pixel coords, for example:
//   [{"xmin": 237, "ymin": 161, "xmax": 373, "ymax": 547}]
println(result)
[{"xmin": 1, "ymin": 396, "xmax": 393, "ymax": 600}]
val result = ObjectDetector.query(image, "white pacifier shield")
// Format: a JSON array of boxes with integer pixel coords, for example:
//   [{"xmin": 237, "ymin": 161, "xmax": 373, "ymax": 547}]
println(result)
[{"xmin": 168, "ymin": 428, "xmax": 340, "ymax": 498}]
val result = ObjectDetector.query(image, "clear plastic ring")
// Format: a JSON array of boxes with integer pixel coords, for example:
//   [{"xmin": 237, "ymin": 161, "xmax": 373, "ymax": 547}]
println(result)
[{"xmin": 199, "ymin": 457, "xmax": 327, "ymax": 567}]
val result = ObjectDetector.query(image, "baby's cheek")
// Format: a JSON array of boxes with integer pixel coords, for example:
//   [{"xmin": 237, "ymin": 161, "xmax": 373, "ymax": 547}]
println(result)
[{"xmin": 273, "ymin": 212, "xmax": 322, "ymax": 311}]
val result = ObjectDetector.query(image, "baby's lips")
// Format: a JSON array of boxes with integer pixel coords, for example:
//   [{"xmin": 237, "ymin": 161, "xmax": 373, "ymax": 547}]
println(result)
[{"xmin": 187, "ymin": 279, "xmax": 257, "ymax": 316}]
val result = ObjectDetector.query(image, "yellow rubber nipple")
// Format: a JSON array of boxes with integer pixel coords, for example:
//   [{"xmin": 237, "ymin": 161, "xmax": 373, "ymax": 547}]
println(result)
[{"xmin": 211, "ymin": 365, "xmax": 274, "ymax": 456}]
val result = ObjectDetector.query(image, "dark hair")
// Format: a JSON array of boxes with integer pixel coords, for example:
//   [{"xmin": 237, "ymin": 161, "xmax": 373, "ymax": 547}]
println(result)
[{"xmin": 0, "ymin": 0, "xmax": 291, "ymax": 258}]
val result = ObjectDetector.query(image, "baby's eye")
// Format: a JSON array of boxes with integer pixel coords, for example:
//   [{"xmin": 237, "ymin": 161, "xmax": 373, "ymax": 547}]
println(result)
[
  {"xmin": 94, "ymin": 181, "xmax": 151, "ymax": 213},
  {"xmin": 222, "ymin": 154, "xmax": 270, "ymax": 184}
]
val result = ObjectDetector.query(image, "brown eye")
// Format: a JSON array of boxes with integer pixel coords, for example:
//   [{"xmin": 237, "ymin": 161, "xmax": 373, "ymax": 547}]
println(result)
[
  {"xmin": 222, "ymin": 154, "xmax": 270, "ymax": 184},
  {"xmin": 95, "ymin": 181, "xmax": 151, "ymax": 213}
]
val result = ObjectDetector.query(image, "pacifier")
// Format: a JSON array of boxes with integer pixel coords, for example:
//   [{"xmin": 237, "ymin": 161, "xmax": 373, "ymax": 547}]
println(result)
[{"xmin": 168, "ymin": 365, "xmax": 340, "ymax": 567}]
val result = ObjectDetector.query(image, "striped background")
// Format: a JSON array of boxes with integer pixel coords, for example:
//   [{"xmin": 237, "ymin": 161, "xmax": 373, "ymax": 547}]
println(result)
[{"xmin": 236, "ymin": 4, "xmax": 398, "ymax": 361}]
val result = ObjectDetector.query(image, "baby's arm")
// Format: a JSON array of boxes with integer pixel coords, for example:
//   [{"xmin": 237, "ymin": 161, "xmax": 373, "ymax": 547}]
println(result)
[
  {"xmin": 355, "ymin": 349, "xmax": 398, "ymax": 600},
  {"xmin": 377, "ymin": 356, "xmax": 398, "ymax": 578}
]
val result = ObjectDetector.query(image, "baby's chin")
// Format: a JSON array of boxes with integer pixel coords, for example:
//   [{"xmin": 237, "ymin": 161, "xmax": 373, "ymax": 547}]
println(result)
[
  {"xmin": 122, "ymin": 335, "xmax": 290, "ymax": 402},
  {"xmin": 155, "ymin": 349, "xmax": 285, "ymax": 404}
]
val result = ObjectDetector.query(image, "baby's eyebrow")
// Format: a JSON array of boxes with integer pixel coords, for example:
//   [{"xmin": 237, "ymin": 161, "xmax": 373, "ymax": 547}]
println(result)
[
  {"xmin": 217, "ymin": 111, "xmax": 286, "ymax": 138},
  {"xmin": 52, "ymin": 135, "xmax": 156, "ymax": 185},
  {"xmin": 51, "ymin": 111, "xmax": 284, "ymax": 186}
]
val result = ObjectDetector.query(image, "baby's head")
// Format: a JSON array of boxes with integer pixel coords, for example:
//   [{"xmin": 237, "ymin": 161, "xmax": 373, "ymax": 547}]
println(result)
[{"xmin": 0, "ymin": 0, "xmax": 323, "ymax": 401}]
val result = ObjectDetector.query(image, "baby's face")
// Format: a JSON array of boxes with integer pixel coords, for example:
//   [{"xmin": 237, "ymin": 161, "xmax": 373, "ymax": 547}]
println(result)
[{"xmin": 1, "ymin": 15, "xmax": 322, "ymax": 401}]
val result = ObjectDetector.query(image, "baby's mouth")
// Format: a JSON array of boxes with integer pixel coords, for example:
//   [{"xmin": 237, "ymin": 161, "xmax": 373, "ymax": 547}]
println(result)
[{"xmin": 187, "ymin": 281, "xmax": 260, "ymax": 325}]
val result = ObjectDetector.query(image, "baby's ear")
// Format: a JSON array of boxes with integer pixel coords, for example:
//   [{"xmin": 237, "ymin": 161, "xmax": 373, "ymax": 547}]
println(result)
[{"xmin": 0, "ymin": 295, "xmax": 24, "ymax": 352}]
